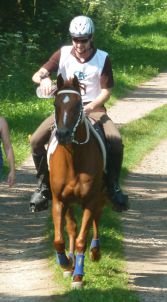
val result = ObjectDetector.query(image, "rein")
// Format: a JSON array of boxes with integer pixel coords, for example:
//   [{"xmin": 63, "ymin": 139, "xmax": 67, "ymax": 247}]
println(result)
[
  {"xmin": 72, "ymin": 114, "xmax": 90, "ymax": 145},
  {"xmin": 56, "ymin": 89, "xmax": 90, "ymax": 145}
]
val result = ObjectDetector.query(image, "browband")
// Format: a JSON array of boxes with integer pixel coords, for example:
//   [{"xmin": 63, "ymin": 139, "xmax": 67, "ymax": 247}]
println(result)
[{"xmin": 57, "ymin": 89, "xmax": 81, "ymax": 96}]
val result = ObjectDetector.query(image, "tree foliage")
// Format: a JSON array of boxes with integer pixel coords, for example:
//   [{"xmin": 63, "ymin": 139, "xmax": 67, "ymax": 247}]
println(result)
[{"xmin": 0, "ymin": 0, "xmax": 161, "ymax": 99}]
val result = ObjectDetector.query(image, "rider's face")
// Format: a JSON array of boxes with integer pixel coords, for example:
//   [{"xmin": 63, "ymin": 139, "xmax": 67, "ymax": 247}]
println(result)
[{"xmin": 72, "ymin": 37, "xmax": 92, "ymax": 54}]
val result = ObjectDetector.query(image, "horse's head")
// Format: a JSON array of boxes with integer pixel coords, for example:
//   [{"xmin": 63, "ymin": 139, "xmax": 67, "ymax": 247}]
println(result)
[{"xmin": 54, "ymin": 74, "xmax": 83, "ymax": 145}]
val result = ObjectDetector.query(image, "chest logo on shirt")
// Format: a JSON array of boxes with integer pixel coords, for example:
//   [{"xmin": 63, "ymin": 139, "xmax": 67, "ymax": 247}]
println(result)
[{"xmin": 74, "ymin": 71, "xmax": 86, "ymax": 80}]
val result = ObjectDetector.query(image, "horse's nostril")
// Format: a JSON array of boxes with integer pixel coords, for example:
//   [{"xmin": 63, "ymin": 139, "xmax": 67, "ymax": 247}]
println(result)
[
  {"xmin": 56, "ymin": 128, "xmax": 71, "ymax": 143},
  {"xmin": 56, "ymin": 128, "xmax": 69, "ymax": 137}
]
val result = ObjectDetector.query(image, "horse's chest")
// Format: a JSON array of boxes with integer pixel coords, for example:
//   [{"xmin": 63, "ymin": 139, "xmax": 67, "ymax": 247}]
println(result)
[{"xmin": 62, "ymin": 175, "xmax": 93, "ymax": 201}]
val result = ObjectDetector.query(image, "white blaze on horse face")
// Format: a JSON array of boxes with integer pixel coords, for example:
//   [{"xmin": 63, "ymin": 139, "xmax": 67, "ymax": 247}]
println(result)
[
  {"xmin": 62, "ymin": 95, "xmax": 70, "ymax": 125},
  {"xmin": 63, "ymin": 95, "xmax": 70, "ymax": 104},
  {"xmin": 63, "ymin": 111, "xmax": 68, "ymax": 125}
]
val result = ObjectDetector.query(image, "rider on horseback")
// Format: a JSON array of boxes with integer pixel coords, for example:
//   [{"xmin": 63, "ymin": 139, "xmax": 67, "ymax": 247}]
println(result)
[{"xmin": 30, "ymin": 15, "xmax": 129, "ymax": 212}]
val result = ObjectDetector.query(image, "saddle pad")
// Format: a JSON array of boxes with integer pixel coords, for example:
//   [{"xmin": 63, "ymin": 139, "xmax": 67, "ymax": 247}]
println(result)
[{"xmin": 47, "ymin": 135, "xmax": 58, "ymax": 170}]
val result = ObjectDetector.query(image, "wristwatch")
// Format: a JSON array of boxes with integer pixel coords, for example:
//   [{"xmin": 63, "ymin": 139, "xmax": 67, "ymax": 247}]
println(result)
[{"xmin": 40, "ymin": 72, "xmax": 49, "ymax": 80}]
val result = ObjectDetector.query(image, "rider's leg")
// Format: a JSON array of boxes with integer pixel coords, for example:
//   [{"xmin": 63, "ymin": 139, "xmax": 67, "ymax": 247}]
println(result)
[
  {"xmin": 89, "ymin": 111, "xmax": 129, "ymax": 212},
  {"xmin": 101, "ymin": 113, "xmax": 129, "ymax": 211},
  {"xmin": 105, "ymin": 137, "xmax": 129, "ymax": 211},
  {"xmin": 29, "ymin": 114, "xmax": 54, "ymax": 212},
  {"xmin": 30, "ymin": 151, "xmax": 51, "ymax": 211}
]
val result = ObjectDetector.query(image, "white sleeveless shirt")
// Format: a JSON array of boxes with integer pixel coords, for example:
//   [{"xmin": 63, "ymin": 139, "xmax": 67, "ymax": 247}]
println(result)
[{"xmin": 57, "ymin": 46, "xmax": 108, "ymax": 103}]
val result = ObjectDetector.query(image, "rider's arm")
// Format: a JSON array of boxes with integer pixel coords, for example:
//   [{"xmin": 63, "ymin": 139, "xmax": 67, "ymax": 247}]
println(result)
[
  {"xmin": 32, "ymin": 49, "xmax": 61, "ymax": 95},
  {"xmin": 32, "ymin": 67, "xmax": 50, "ymax": 84},
  {"xmin": 84, "ymin": 56, "xmax": 114, "ymax": 115},
  {"xmin": 32, "ymin": 68, "xmax": 52, "ymax": 96},
  {"xmin": 83, "ymin": 88, "xmax": 111, "ymax": 115},
  {"xmin": 0, "ymin": 117, "xmax": 15, "ymax": 186},
  {"xmin": 32, "ymin": 49, "xmax": 61, "ymax": 84}
]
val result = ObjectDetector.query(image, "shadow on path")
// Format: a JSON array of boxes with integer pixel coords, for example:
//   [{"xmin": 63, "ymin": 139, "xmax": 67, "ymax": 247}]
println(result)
[
  {"xmin": 123, "ymin": 166, "xmax": 167, "ymax": 302},
  {"xmin": 0, "ymin": 157, "xmax": 60, "ymax": 300}
]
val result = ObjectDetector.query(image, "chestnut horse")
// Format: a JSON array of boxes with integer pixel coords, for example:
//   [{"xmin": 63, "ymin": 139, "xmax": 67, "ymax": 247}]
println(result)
[{"xmin": 49, "ymin": 74, "xmax": 106, "ymax": 288}]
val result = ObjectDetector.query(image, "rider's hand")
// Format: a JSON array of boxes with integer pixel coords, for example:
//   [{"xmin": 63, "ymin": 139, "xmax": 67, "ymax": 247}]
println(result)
[
  {"xmin": 83, "ymin": 103, "xmax": 95, "ymax": 115},
  {"xmin": 40, "ymin": 78, "xmax": 52, "ymax": 96},
  {"xmin": 7, "ymin": 169, "xmax": 15, "ymax": 187}
]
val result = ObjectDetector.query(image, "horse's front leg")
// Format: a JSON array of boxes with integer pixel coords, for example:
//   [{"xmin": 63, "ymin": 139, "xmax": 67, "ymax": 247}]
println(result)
[
  {"xmin": 90, "ymin": 194, "xmax": 105, "ymax": 261},
  {"xmin": 52, "ymin": 198, "xmax": 72, "ymax": 272},
  {"xmin": 65, "ymin": 207, "xmax": 77, "ymax": 255},
  {"xmin": 63, "ymin": 207, "xmax": 77, "ymax": 277},
  {"xmin": 72, "ymin": 206, "xmax": 94, "ymax": 288},
  {"xmin": 89, "ymin": 206, "xmax": 103, "ymax": 262}
]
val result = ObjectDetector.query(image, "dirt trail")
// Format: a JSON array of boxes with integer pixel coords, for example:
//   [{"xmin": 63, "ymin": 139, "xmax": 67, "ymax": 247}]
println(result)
[
  {"xmin": 108, "ymin": 71, "xmax": 167, "ymax": 302},
  {"xmin": 0, "ymin": 71, "xmax": 167, "ymax": 301},
  {"xmin": 107, "ymin": 71, "xmax": 167, "ymax": 125},
  {"xmin": 0, "ymin": 157, "xmax": 62, "ymax": 302},
  {"xmin": 123, "ymin": 139, "xmax": 167, "ymax": 302}
]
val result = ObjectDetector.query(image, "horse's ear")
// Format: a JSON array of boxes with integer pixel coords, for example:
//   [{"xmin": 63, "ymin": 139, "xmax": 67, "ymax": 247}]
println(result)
[
  {"xmin": 73, "ymin": 75, "xmax": 80, "ymax": 93},
  {"xmin": 57, "ymin": 74, "xmax": 64, "ymax": 89}
]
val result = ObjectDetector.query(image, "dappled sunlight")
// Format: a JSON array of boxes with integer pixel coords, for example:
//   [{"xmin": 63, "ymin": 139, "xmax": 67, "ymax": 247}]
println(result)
[
  {"xmin": 122, "ymin": 141, "xmax": 167, "ymax": 300},
  {"xmin": 0, "ymin": 157, "xmax": 59, "ymax": 298}
]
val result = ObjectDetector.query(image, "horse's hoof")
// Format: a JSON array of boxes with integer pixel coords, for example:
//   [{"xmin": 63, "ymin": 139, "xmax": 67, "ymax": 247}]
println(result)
[
  {"xmin": 89, "ymin": 247, "xmax": 101, "ymax": 261},
  {"xmin": 71, "ymin": 281, "xmax": 83, "ymax": 289},
  {"xmin": 63, "ymin": 270, "xmax": 73, "ymax": 278}
]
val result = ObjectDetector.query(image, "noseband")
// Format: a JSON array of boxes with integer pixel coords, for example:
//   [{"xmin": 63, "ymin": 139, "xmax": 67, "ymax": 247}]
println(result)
[{"xmin": 56, "ymin": 89, "xmax": 90, "ymax": 145}]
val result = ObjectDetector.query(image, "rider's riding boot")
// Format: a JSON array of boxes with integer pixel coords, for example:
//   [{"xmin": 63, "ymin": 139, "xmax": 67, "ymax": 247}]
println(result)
[
  {"xmin": 106, "ymin": 144, "xmax": 129, "ymax": 212},
  {"xmin": 29, "ymin": 152, "xmax": 52, "ymax": 212}
]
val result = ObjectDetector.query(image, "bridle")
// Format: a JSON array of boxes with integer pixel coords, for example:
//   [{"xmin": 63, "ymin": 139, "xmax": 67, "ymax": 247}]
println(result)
[{"xmin": 56, "ymin": 89, "xmax": 90, "ymax": 145}]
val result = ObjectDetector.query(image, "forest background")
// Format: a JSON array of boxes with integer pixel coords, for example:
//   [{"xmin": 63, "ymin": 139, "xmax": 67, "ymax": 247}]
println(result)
[{"xmin": 1, "ymin": 0, "xmax": 167, "ymax": 168}]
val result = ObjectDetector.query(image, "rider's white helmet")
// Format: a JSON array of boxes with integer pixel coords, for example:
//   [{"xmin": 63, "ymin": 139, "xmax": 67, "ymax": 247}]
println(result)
[{"xmin": 69, "ymin": 16, "xmax": 95, "ymax": 38}]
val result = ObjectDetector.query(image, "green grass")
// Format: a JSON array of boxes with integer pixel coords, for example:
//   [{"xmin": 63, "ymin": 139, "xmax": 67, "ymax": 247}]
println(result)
[
  {"xmin": 46, "ymin": 208, "xmax": 137, "ymax": 302},
  {"xmin": 107, "ymin": 7, "xmax": 167, "ymax": 103},
  {"xmin": 1, "ymin": 98, "xmax": 53, "ymax": 173},
  {"xmin": 121, "ymin": 105, "xmax": 167, "ymax": 176}
]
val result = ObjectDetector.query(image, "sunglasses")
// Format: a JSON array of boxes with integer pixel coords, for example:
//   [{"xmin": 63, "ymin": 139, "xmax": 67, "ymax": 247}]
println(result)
[{"xmin": 72, "ymin": 37, "xmax": 90, "ymax": 44}]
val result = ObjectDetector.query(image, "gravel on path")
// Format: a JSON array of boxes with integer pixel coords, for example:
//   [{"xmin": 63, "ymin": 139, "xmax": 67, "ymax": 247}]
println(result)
[
  {"xmin": 122, "ymin": 139, "xmax": 167, "ymax": 302},
  {"xmin": 0, "ymin": 157, "xmax": 63, "ymax": 302}
]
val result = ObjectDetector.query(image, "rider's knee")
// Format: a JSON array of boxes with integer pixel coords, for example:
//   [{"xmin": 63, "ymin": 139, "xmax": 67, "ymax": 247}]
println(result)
[{"xmin": 30, "ymin": 133, "xmax": 43, "ymax": 154}]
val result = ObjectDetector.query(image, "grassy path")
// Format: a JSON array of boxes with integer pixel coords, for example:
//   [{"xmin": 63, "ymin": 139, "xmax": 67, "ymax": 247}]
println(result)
[{"xmin": 0, "ymin": 71, "xmax": 167, "ymax": 301}]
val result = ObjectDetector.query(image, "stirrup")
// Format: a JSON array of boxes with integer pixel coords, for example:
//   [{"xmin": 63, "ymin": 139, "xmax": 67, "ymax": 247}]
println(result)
[
  {"xmin": 108, "ymin": 183, "xmax": 129, "ymax": 212},
  {"xmin": 112, "ymin": 188, "xmax": 129, "ymax": 212},
  {"xmin": 29, "ymin": 188, "xmax": 49, "ymax": 212}
]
